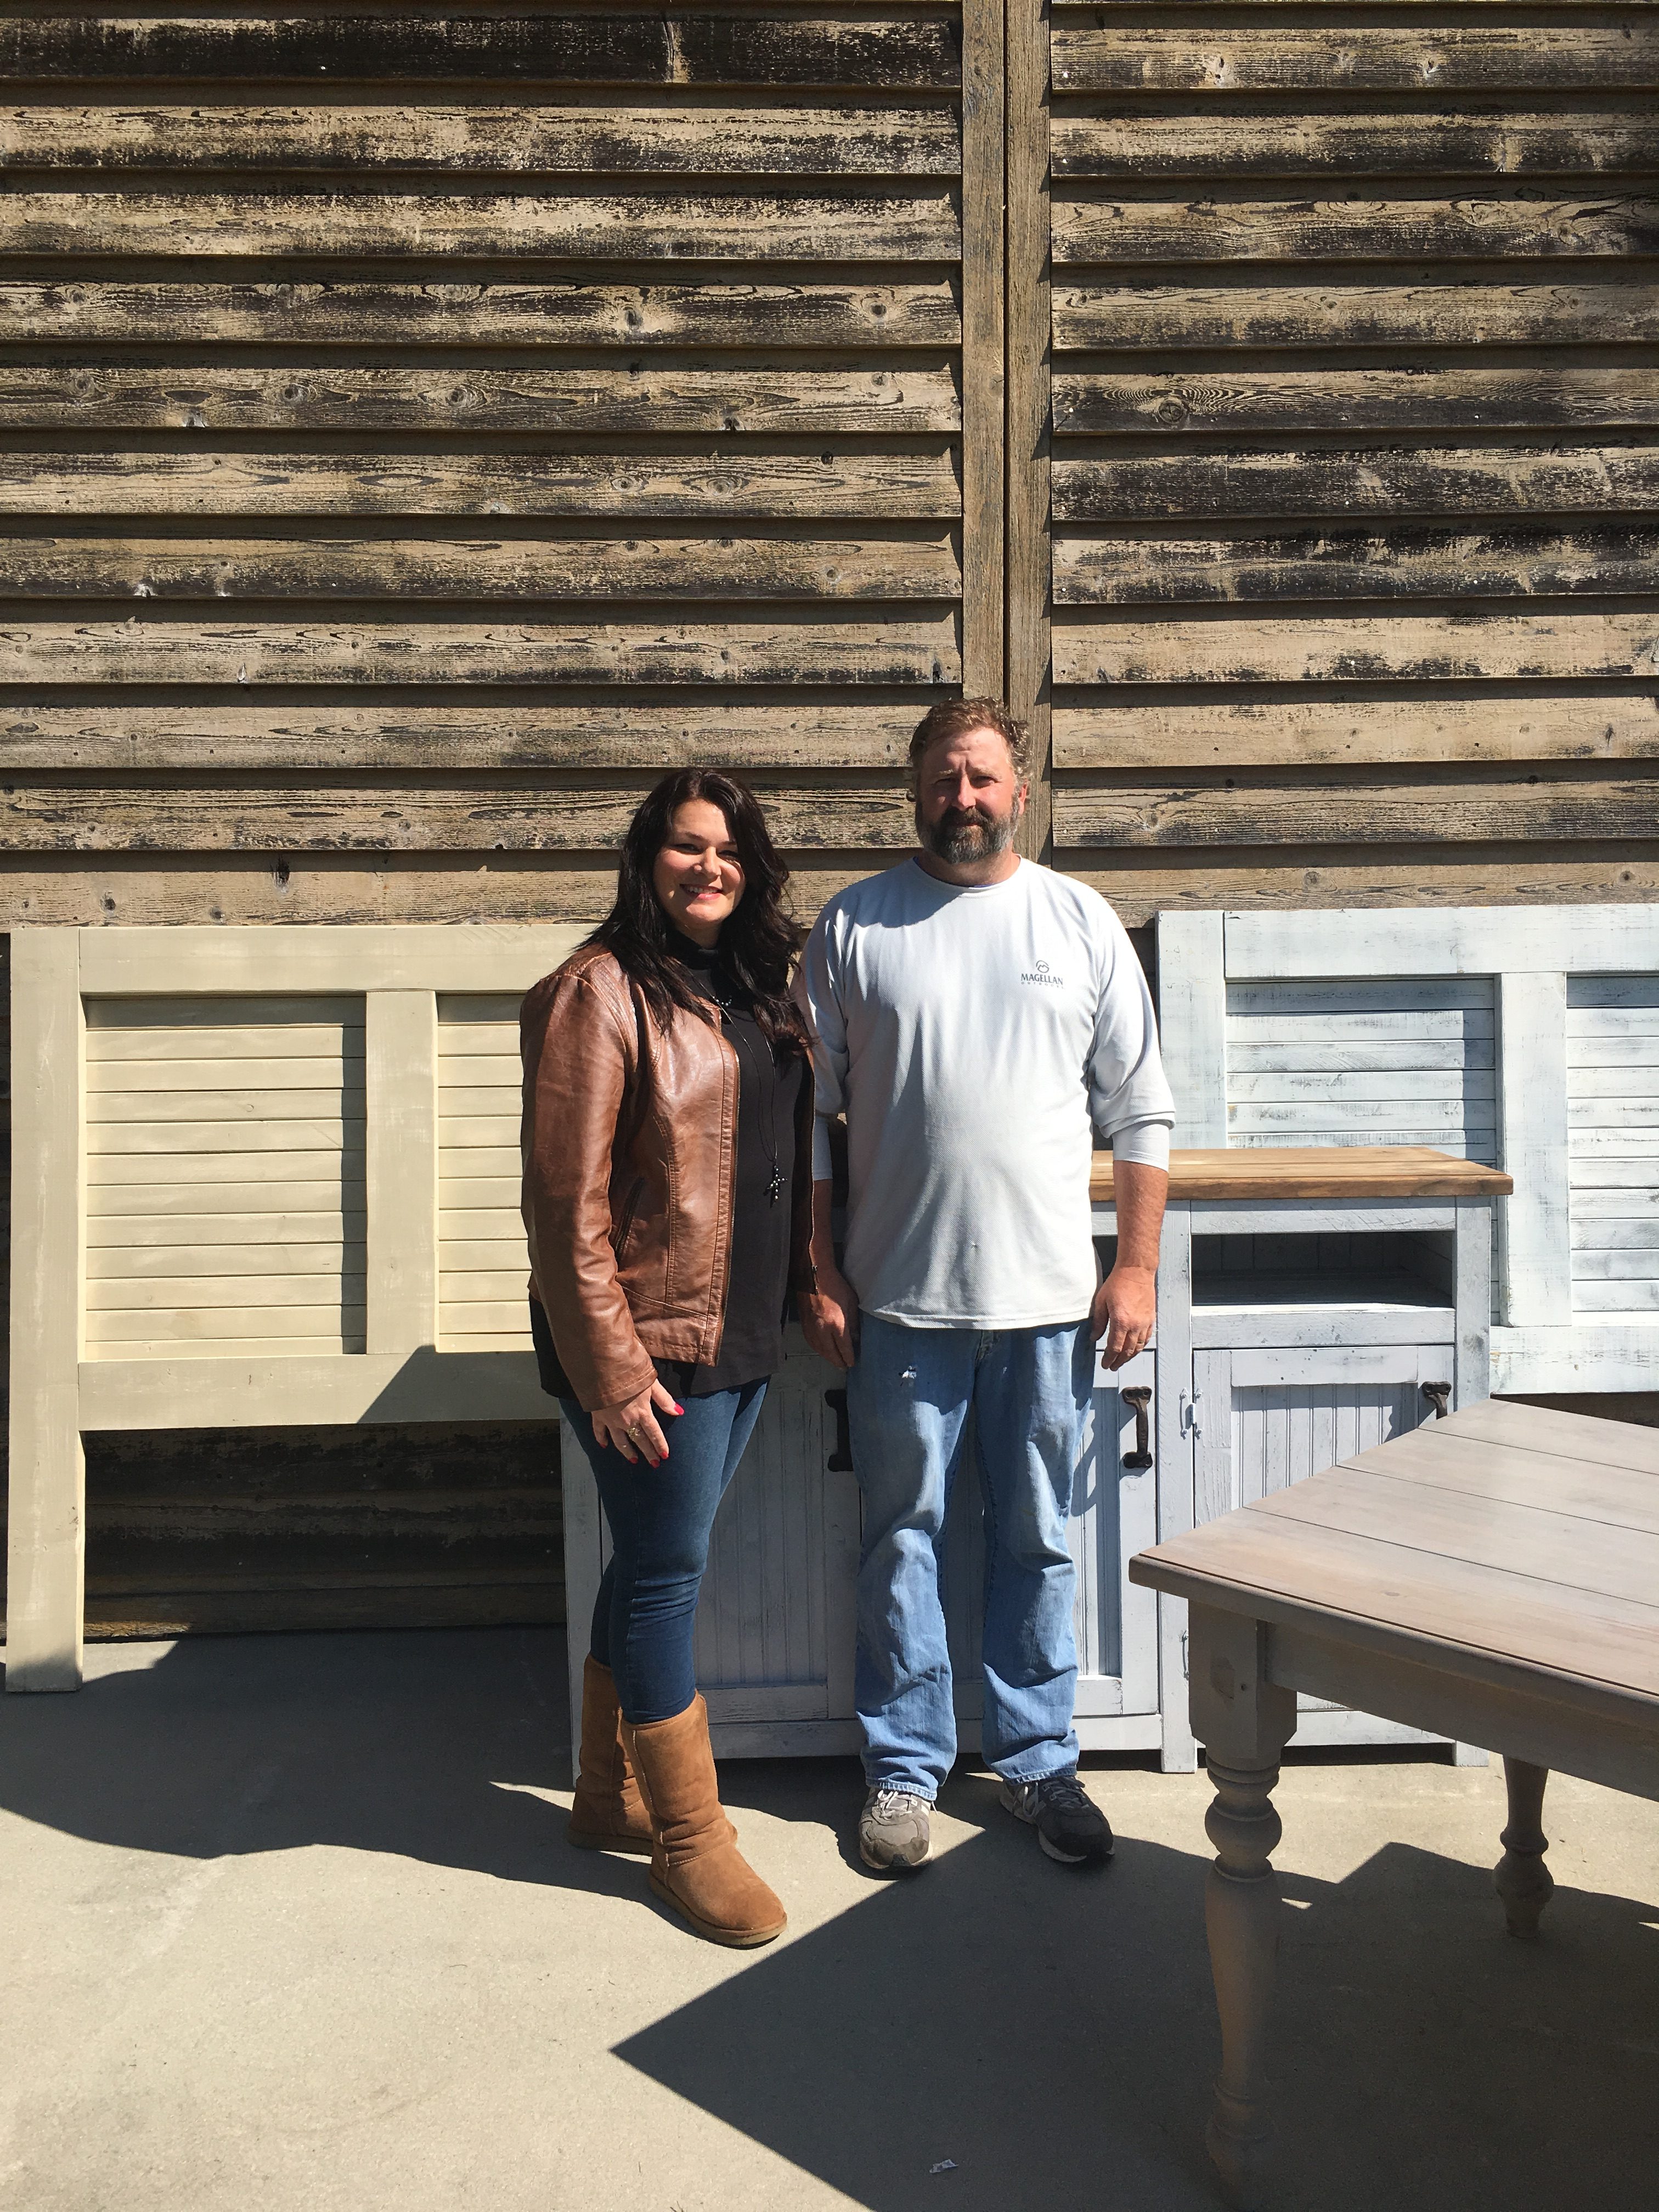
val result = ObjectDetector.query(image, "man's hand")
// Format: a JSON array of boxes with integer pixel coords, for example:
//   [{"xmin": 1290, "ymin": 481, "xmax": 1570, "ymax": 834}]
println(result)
[
  {"xmin": 802, "ymin": 1264, "xmax": 859, "ymax": 1370},
  {"xmin": 592, "ymin": 1377, "xmax": 681, "ymax": 1465},
  {"xmin": 1090, "ymin": 1262, "xmax": 1155, "ymax": 1371}
]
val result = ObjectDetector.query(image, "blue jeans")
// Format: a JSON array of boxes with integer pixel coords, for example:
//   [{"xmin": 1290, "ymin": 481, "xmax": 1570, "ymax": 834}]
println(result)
[
  {"xmin": 561, "ymin": 1381, "xmax": 767, "ymax": 1725},
  {"xmin": 845, "ymin": 1314, "xmax": 1090, "ymax": 1799}
]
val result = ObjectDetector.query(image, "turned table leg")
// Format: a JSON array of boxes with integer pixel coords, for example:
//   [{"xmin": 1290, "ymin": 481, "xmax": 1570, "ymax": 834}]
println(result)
[
  {"xmin": 1188, "ymin": 1605, "xmax": 1299, "ymax": 2212},
  {"xmin": 1494, "ymin": 1757, "xmax": 1553, "ymax": 1939}
]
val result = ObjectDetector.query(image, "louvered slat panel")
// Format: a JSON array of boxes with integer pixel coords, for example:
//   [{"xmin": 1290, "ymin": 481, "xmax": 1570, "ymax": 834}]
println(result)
[
  {"xmin": 82, "ymin": 996, "xmax": 366, "ymax": 1358},
  {"xmin": 437, "ymin": 992, "xmax": 529, "ymax": 1350},
  {"xmin": 1568, "ymin": 977, "xmax": 1659, "ymax": 1314}
]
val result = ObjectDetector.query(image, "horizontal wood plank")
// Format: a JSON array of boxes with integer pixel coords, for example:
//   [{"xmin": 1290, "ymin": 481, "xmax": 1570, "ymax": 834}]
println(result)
[
  {"xmin": 87, "ymin": 1177, "xmax": 352, "ymax": 1217},
  {"xmin": 1053, "ymin": 610, "xmax": 1659, "ymax": 685},
  {"xmin": 1054, "ymin": 447, "xmax": 1659, "ymax": 522},
  {"xmin": 0, "ymin": 188, "xmax": 961, "ymax": 261},
  {"xmin": 1053, "ymin": 281, "xmax": 1659, "ymax": 350},
  {"xmin": 1, "ymin": 614, "xmax": 961, "ymax": 687},
  {"xmin": 1051, "ymin": 112, "xmax": 1659, "ymax": 179},
  {"xmin": 0, "ymin": 701, "xmax": 918, "ymax": 769},
  {"xmin": 0, "ymin": 448, "xmax": 961, "ymax": 520},
  {"xmin": 1053, "ymin": 27, "xmax": 1659, "ymax": 93},
  {"xmin": 1053, "ymin": 526, "xmax": 1659, "ymax": 606},
  {"xmin": 0, "ymin": 531, "xmax": 961, "ymax": 602},
  {"xmin": 0, "ymin": 16, "xmax": 963, "ymax": 88},
  {"xmin": 4, "ymin": 101, "xmax": 962, "ymax": 176},
  {"xmin": 86, "ymin": 1272, "xmax": 366, "ymax": 1310},
  {"xmin": 1055, "ymin": 369, "xmax": 1659, "ymax": 438},
  {"xmin": 1054, "ymin": 696, "xmax": 1659, "ymax": 769},
  {"xmin": 1056, "ymin": 778, "xmax": 1659, "ymax": 848},
  {"xmin": 0, "ymin": 778, "xmax": 917, "ymax": 850},
  {"xmin": 0, "ymin": 362, "xmax": 961, "ymax": 435},
  {"xmin": 1053, "ymin": 196, "xmax": 1659, "ymax": 264},
  {"xmin": 0, "ymin": 278, "xmax": 962, "ymax": 347}
]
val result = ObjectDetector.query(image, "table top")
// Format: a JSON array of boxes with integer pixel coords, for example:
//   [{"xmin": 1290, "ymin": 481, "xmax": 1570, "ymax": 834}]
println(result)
[
  {"xmin": 1128, "ymin": 1398, "xmax": 1659, "ymax": 1729},
  {"xmin": 1091, "ymin": 1147, "xmax": 1513, "ymax": 1202}
]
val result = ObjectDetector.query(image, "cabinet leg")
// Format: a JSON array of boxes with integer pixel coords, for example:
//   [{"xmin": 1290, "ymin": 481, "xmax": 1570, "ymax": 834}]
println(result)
[
  {"xmin": 1203, "ymin": 1757, "xmax": 1285, "ymax": 2210},
  {"xmin": 1494, "ymin": 1758, "xmax": 1553, "ymax": 1940}
]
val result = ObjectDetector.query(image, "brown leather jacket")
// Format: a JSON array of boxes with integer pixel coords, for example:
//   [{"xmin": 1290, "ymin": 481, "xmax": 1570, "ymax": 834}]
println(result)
[{"xmin": 520, "ymin": 944, "xmax": 816, "ymax": 1413}]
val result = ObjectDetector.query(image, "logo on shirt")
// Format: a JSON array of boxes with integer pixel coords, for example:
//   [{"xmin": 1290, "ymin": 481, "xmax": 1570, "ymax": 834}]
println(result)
[{"xmin": 1020, "ymin": 958, "xmax": 1065, "ymax": 988}]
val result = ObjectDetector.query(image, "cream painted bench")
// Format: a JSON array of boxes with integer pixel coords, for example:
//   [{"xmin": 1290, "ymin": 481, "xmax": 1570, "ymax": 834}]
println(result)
[
  {"xmin": 6, "ymin": 923, "xmax": 585, "ymax": 1695},
  {"xmin": 1157, "ymin": 905, "xmax": 1659, "ymax": 1396}
]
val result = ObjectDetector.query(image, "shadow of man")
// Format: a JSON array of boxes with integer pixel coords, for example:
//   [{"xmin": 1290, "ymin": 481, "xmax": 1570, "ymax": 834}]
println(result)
[{"xmin": 623, "ymin": 1765, "xmax": 1659, "ymax": 2212}]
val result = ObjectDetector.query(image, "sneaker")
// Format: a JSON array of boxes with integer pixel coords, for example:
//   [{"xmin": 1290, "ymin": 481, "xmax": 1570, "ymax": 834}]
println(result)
[
  {"xmin": 859, "ymin": 1786, "xmax": 933, "ymax": 1872},
  {"xmin": 1000, "ymin": 1770, "xmax": 1115, "ymax": 1866}
]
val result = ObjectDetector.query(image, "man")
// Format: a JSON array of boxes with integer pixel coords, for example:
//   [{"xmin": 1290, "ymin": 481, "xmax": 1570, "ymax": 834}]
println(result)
[{"xmin": 795, "ymin": 698, "xmax": 1174, "ymax": 1872}]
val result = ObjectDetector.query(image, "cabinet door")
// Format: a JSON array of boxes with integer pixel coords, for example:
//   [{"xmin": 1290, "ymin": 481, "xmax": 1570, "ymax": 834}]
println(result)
[
  {"xmin": 1192, "ymin": 1344, "xmax": 1451, "ymax": 1525},
  {"xmin": 1189, "ymin": 1342, "xmax": 1459, "ymax": 1747},
  {"xmin": 940, "ymin": 1347, "xmax": 1161, "ymax": 1730}
]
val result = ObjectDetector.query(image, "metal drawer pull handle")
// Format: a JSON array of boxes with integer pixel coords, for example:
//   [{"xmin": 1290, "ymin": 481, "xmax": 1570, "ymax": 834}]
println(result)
[
  {"xmin": 1422, "ymin": 1381, "xmax": 1451, "ymax": 1421},
  {"xmin": 1121, "ymin": 1385, "xmax": 1153, "ymax": 1470},
  {"xmin": 825, "ymin": 1387, "xmax": 854, "ymax": 1471}
]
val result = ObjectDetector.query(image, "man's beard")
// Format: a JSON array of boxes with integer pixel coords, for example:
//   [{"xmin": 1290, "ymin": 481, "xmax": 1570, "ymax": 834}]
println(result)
[{"xmin": 918, "ymin": 798, "xmax": 1019, "ymax": 865}]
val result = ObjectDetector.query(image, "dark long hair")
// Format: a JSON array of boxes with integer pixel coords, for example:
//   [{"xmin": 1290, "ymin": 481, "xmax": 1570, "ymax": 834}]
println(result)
[{"xmin": 589, "ymin": 768, "xmax": 808, "ymax": 1055}]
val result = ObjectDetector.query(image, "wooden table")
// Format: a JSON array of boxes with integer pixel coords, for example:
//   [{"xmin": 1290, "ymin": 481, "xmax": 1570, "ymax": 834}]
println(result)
[{"xmin": 1128, "ymin": 1397, "xmax": 1659, "ymax": 2209}]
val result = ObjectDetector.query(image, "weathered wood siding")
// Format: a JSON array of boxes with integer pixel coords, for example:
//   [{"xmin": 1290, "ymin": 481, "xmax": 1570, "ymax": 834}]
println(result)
[
  {"xmin": 0, "ymin": 5, "xmax": 997, "ymax": 1635},
  {"xmin": 0, "ymin": 3, "xmax": 995, "ymax": 927},
  {"xmin": 1035, "ymin": 0, "xmax": 1659, "ymax": 919}
]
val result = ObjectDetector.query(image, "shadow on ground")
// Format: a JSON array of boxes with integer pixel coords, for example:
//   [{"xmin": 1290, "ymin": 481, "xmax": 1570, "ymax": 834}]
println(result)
[
  {"xmin": 3, "ymin": 1630, "xmax": 1656, "ymax": 2212},
  {"xmin": 622, "ymin": 1765, "xmax": 1659, "ymax": 2212}
]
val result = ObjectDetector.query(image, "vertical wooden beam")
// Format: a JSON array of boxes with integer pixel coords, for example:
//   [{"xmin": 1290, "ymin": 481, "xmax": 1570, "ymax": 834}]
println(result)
[
  {"xmin": 364, "ymin": 988, "xmax": 438, "ymax": 1358},
  {"xmin": 1006, "ymin": 0, "xmax": 1051, "ymax": 856},
  {"xmin": 1157, "ymin": 910, "xmax": 1229, "ymax": 1145},
  {"xmin": 7, "ymin": 929, "xmax": 86, "ymax": 1691},
  {"xmin": 1454, "ymin": 1195, "xmax": 1493, "ymax": 1411},
  {"xmin": 1496, "ymin": 970, "xmax": 1571, "ymax": 1330},
  {"xmin": 960, "ymin": 0, "xmax": 1006, "ymax": 702},
  {"xmin": 1155, "ymin": 1201, "xmax": 1199, "ymax": 1771}
]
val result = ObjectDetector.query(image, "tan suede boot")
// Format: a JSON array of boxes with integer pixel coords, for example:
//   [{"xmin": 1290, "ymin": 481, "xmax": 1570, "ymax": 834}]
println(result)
[
  {"xmin": 567, "ymin": 1656, "xmax": 653, "ymax": 1857},
  {"xmin": 622, "ymin": 1695, "xmax": 787, "ymax": 1947}
]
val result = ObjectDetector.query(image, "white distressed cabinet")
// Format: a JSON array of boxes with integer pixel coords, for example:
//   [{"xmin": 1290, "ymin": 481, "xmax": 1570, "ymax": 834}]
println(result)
[
  {"xmin": 1156, "ymin": 904, "xmax": 1659, "ymax": 1395},
  {"xmin": 1107, "ymin": 1148, "xmax": 1506, "ymax": 1769}
]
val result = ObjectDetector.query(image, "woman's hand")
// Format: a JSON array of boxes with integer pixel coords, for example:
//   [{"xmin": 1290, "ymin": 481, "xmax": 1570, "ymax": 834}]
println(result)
[
  {"xmin": 592, "ymin": 1379, "xmax": 683, "ymax": 1465},
  {"xmin": 802, "ymin": 1263, "xmax": 860, "ymax": 1370}
]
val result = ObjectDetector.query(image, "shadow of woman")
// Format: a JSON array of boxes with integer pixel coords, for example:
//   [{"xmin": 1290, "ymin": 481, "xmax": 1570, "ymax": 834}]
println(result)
[{"xmin": 0, "ymin": 1625, "xmax": 627, "ymax": 1897}]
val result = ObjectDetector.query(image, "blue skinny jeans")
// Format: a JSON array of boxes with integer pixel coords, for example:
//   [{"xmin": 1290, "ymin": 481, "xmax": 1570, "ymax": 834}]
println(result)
[{"xmin": 561, "ymin": 1381, "xmax": 767, "ymax": 1724}]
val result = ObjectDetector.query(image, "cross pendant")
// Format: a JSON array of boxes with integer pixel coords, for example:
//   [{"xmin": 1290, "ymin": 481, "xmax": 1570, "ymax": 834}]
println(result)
[{"xmin": 767, "ymin": 1168, "xmax": 785, "ymax": 1204}]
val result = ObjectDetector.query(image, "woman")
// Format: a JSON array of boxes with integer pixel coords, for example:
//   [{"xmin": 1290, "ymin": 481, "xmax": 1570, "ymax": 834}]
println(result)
[{"xmin": 521, "ymin": 768, "xmax": 814, "ymax": 1947}]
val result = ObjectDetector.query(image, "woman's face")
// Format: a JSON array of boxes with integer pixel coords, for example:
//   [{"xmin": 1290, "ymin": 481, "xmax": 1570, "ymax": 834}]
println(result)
[{"xmin": 652, "ymin": 798, "xmax": 744, "ymax": 947}]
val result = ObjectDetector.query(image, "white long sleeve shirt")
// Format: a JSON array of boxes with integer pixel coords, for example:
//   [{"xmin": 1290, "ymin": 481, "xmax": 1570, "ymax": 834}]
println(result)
[{"xmin": 794, "ymin": 857, "xmax": 1175, "ymax": 1328}]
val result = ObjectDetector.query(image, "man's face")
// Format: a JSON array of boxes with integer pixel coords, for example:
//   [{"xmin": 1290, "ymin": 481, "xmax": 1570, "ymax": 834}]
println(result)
[{"xmin": 914, "ymin": 726, "xmax": 1026, "ymax": 865}]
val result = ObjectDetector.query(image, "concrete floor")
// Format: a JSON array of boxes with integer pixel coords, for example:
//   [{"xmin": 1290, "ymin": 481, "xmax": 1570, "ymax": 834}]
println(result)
[{"xmin": 1, "ymin": 1631, "xmax": 1655, "ymax": 2212}]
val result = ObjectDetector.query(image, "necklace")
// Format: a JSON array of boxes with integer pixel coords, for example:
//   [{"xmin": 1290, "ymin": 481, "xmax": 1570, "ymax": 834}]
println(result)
[{"xmin": 704, "ymin": 973, "xmax": 785, "ymax": 1205}]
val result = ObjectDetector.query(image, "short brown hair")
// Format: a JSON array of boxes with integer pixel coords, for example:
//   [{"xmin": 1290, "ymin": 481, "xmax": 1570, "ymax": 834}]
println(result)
[{"xmin": 906, "ymin": 697, "xmax": 1031, "ymax": 794}]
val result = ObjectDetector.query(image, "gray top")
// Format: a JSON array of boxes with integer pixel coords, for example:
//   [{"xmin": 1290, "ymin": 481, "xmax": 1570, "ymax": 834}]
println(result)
[{"xmin": 795, "ymin": 859, "xmax": 1175, "ymax": 1329}]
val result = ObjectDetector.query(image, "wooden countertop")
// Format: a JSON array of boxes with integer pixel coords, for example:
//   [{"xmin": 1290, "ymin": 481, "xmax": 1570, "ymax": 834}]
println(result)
[{"xmin": 1091, "ymin": 1146, "xmax": 1513, "ymax": 1201}]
